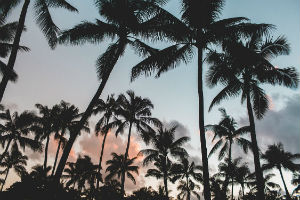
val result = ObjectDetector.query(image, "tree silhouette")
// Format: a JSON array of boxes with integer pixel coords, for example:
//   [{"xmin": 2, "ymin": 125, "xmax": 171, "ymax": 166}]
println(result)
[
  {"xmin": 141, "ymin": 124, "xmax": 189, "ymax": 199},
  {"xmin": 292, "ymin": 171, "xmax": 300, "ymax": 186},
  {"xmin": 0, "ymin": 144, "xmax": 27, "ymax": 191},
  {"xmin": 171, "ymin": 158, "xmax": 203, "ymax": 200},
  {"xmin": 205, "ymin": 108, "xmax": 251, "ymax": 197},
  {"xmin": 92, "ymin": 94, "xmax": 117, "ymax": 190},
  {"xmin": 0, "ymin": 0, "xmax": 78, "ymax": 102},
  {"xmin": 0, "ymin": 109, "xmax": 41, "ymax": 163},
  {"xmin": 206, "ymin": 32, "xmax": 299, "ymax": 199},
  {"xmin": 107, "ymin": 90, "xmax": 160, "ymax": 196},
  {"xmin": 54, "ymin": 0, "xmax": 167, "ymax": 182},
  {"xmin": 262, "ymin": 143, "xmax": 300, "ymax": 200},
  {"xmin": 105, "ymin": 152, "xmax": 139, "ymax": 195},
  {"xmin": 130, "ymin": 1, "xmax": 271, "ymax": 198},
  {"xmin": 233, "ymin": 163, "xmax": 251, "ymax": 198}
]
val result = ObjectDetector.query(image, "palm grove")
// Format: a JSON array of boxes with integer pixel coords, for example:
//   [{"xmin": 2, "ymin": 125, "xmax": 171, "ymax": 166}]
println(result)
[{"xmin": 0, "ymin": 0, "xmax": 299, "ymax": 200}]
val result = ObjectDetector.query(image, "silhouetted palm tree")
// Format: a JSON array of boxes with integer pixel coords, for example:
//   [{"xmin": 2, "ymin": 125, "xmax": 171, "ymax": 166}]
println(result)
[
  {"xmin": 141, "ymin": 124, "xmax": 189, "ymax": 199},
  {"xmin": 0, "ymin": 144, "xmax": 27, "ymax": 191},
  {"xmin": 92, "ymin": 94, "xmax": 117, "ymax": 190},
  {"xmin": 262, "ymin": 143, "xmax": 300, "ymax": 200},
  {"xmin": 206, "ymin": 32, "xmax": 299, "ymax": 199},
  {"xmin": 292, "ymin": 172, "xmax": 300, "ymax": 186},
  {"xmin": 130, "ymin": 2, "xmax": 271, "ymax": 198},
  {"xmin": 205, "ymin": 108, "xmax": 251, "ymax": 197},
  {"xmin": 105, "ymin": 152, "xmax": 139, "ymax": 194},
  {"xmin": 171, "ymin": 158, "xmax": 202, "ymax": 200},
  {"xmin": 210, "ymin": 175, "xmax": 226, "ymax": 200},
  {"xmin": 63, "ymin": 155, "xmax": 98, "ymax": 192},
  {"xmin": 0, "ymin": 0, "xmax": 78, "ymax": 102},
  {"xmin": 108, "ymin": 90, "xmax": 160, "ymax": 196},
  {"xmin": 54, "ymin": 0, "xmax": 167, "ymax": 182},
  {"xmin": 0, "ymin": 109, "xmax": 41, "ymax": 163},
  {"xmin": 233, "ymin": 163, "xmax": 251, "ymax": 198},
  {"xmin": 0, "ymin": 17, "xmax": 28, "ymax": 81}
]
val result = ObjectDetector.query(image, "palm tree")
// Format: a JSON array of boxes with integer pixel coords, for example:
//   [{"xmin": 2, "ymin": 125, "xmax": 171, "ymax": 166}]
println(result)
[
  {"xmin": 63, "ymin": 155, "xmax": 98, "ymax": 192},
  {"xmin": 33, "ymin": 103, "xmax": 57, "ymax": 170},
  {"xmin": 51, "ymin": 101, "xmax": 89, "ymax": 176},
  {"xmin": 107, "ymin": 90, "xmax": 160, "ymax": 197},
  {"xmin": 171, "ymin": 158, "xmax": 202, "ymax": 200},
  {"xmin": 0, "ymin": 109, "xmax": 41, "ymax": 163},
  {"xmin": 105, "ymin": 152, "xmax": 139, "ymax": 193},
  {"xmin": 205, "ymin": 108, "xmax": 251, "ymax": 197},
  {"xmin": 206, "ymin": 32, "xmax": 299, "ymax": 199},
  {"xmin": 292, "ymin": 172, "xmax": 300, "ymax": 186},
  {"xmin": 54, "ymin": 0, "xmax": 168, "ymax": 182},
  {"xmin": 261, "ymin": 143, "xmax": 300, "ymax": 200},
  {"xmin": 0, "ymin": 0, "xmax": 78, "ymax": 102},
  {"xmin": 130, "ymin": 2, "xmax": 270, "ymax": 199},
  {"xmin": 247, "ymin": 172, "xmax": 281, "ymax": 196},
  {"xmin": 0, "ymin": 17, "xmax": 28, "ymax": 82},
  {"xmin": 0, "ymin": 144, "xmax": 28, "ymax": 191},
  {"xmin": 210, "ymin": 175, "xmax": 226, "ymax": 200},
  {"xmin": 92, "ymin": 94, "xmax": 117, "ymax": 190},
  {"xmin": 141, "ymin": 124, "xmax": 190, "ymax": 199},
  {"xmin": 233, "ymin": 163, "xmax": 251, "ymax": 199}
]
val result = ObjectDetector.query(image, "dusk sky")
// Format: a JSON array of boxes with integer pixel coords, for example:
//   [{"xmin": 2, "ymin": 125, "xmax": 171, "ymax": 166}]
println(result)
[{"xmin": 2, "ymin": 0, "xmax": 300, "ymax": 197}]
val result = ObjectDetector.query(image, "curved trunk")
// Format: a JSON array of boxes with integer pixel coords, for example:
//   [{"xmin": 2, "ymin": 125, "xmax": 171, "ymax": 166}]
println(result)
[
  {"xmin": 96, "ymin": 129, "xmax": 109, "ymax": 190},
  {"xmin": 278, "ymin": 167, "xmax": 292, "ymax": 200},
  {"xmin": 246, "ymin": 93, "xmax": 265, "ymax": 200},
  {"xmin": 121, "ymin": 122, "xmax": 133, "ymax": 198},
  {"xmin": 197, "ymin": 47, "xmax": 211, "ymax": 200},
  {"xmin": 0, "ymin": 138, "xmax": 12, "ymax": 163},
  {"xmin": 0, "ymin": 0, "xmax": 30, "ymax": 103},
  {"xmin": 0, "ymin": 168, "xmax": 10, "ymax": 191},
  {"xmin": 52, "ymin": 139, "xmax": 62, "ymax": 176},
  {"xmin": 53, "ymin": 41, "xmax": 125, "ymax": 183},
  {"xmin": 43, "ymin": 134, "xmax": 50, "ymax": 170}
]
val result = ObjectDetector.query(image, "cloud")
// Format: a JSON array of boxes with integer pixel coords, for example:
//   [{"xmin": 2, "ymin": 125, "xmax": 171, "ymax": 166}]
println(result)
[{"xmin": 239, "ymin": 94, "xmax": 300, "ymax": 154}]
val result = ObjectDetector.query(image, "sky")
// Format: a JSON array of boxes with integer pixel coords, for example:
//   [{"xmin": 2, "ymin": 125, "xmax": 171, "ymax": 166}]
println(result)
[{"xmin": 1, "ymin": 0, "xmax": 300, "ymax": 199}]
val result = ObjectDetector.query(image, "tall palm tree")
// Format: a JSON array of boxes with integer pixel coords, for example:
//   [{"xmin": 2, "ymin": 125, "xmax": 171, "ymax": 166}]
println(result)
[
  {"xmin": 0, "ymin": 0, "xmax": 78, "ymax": 102},
  {"xmin": 108, "ymin": 90, "xmax": 160, "ymax": 197},
  {"xmin": 54, "ymin": 0, "xmax": 168, "ymax": 182},
  {"xmin": 92, "ymin": 94, "xmax": 117, "ymax": 190},
  {"xmin": 141, "ymin": 124, "xmax": 190, "ymax": 199},
  {"xmin": 0, "ymin": 144, "xmax": 27, "ymax": 191},
  {"xmin": 105, "ymin": 152, "xmax": 139, "ymax": 193},
  {"xmin": 205, "ymin": 108, "xmax": 251, "ymax": 197},
  {"xmin": 130, "ymin": 2, "xmax": 270, "ymax": 199},
  {"xmin": 0, "ymin": 109, "xmax": 41, "ymax": 163},
  {"xmin": 63, "ymin": 155, "xmax": 98, "ymax": 192},
  {"xmin": 261, "ymin": 143, "xmax": 300, "ymax": 200},
  {"xmin": 51, "ymin": 101, "xmax": 89, "ymax": 176},
  {"xmin": 171, "ymin": 158, "xmax": 203, "ymax": 200},
  {"xmin": 33, "ymin": 103, "xmax": 57, "ymax": 170},
  {"xmin": 206, "ymin": 33, "xmax": 299, "ymax": 199}
]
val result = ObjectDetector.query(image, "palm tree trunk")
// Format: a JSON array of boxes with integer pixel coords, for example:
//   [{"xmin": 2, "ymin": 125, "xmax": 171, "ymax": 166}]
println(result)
[
  {"xmin": 230, "ymin": 141, "xmax": 233, "ymax": 200},
  {"xmin": 186, "ymin": 176, "xmax": 190, "ymax": 200},
  {"xmin": 0, "ymin": 168, "xmax": 10, "ymax": 191},
  {"xmin": 52, "ymin": 139, "xmax": 62, "ymax": 176},
  {"xmin": 43, "ymin": 134, "xmax": 50, "ymax": 170},
  {"xmin": 0, "ymin": 138, "xmax": 13, "ymax": 163},
  {"xmin": 163, "ymin": 170, "xmax": 169, "ymax": 199},
  {"xmin": 0, "ymin": 0, "xmax": 30, "ymax": 103},
  {"xmin": 54, "ymin": 63, "xmax": 116, "ymax": 184},
  {"xmin": 278, "ymin": 167, "xmax": 292, "ymax": 200},
  {"xmin": 246, "ymin": 93, "xmax": 265, "ymax": 200},
  {"xmin": 241, "ymin": 184, "xmax": 245, "ymax": 199},
  {"xmin": 96, "ymin": 130, "xmax": 109, "ymax": 190},
  {"xmin": 197, "ymin": 47, "xmax": 211, "ymax": 200},
  {"xmin": 121, "ymin": 122, "xmax": 133, "ymax": 198}
]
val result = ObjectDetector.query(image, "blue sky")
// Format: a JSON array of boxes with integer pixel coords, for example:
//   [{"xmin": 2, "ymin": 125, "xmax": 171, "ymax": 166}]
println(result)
[{"xmin": 2, "ymin": 0, "xmax": 300, "ymax": 197}]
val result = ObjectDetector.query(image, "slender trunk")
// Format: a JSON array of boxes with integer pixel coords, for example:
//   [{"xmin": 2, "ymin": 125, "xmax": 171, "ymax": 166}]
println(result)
[
  {"xmin": 43, "ymin": 134, "xmax": 50, "ymax": 170},
  {"xmin": 241, "ymin": 184, "xmax": 245, "ymax": 199},
  {"xmin": 197, "ymin": 47, "xmax": 211, "ymax": 200},
  {"xmin": 278, "ymin": 167, "xmax": 292, "ymax": 200},
  {"xmin": 96, "ymin": 129, "xmax": 109, "ymax": 190},
  {"xmin": 246, "ymin": 93, "xmax": 265, "ymax": 200},
  {"xmin": 163, "ymin": 170, "xmax": 169, "ymax": 200},
  {"xmin": 0, "ymin": 168, "xmax": 10, "ymax": 191},
  {"xmin": 54, "ymin": 59, "xmax": 117, "ymax": 183},
  {"xmin": 0, "ymin": 0, "xmax": 30, "ymax": 103},
  {"xmin": 230, "ymin": 141, "xmax": 233, "ymax": 200},
  {"xmin": 52, "ymin": 139, "xmax": 62, "ymax": 176},
  {"xmin": 121, "ymin": 122, "xmax": 133, "ymax": 198},
  {"xmin": 0, "ymin": 138, "xmax": 13, "ymax": 163},
  {"xmin": 186, "ymin": 176, "xmax": 190, "ymax": 200}
]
